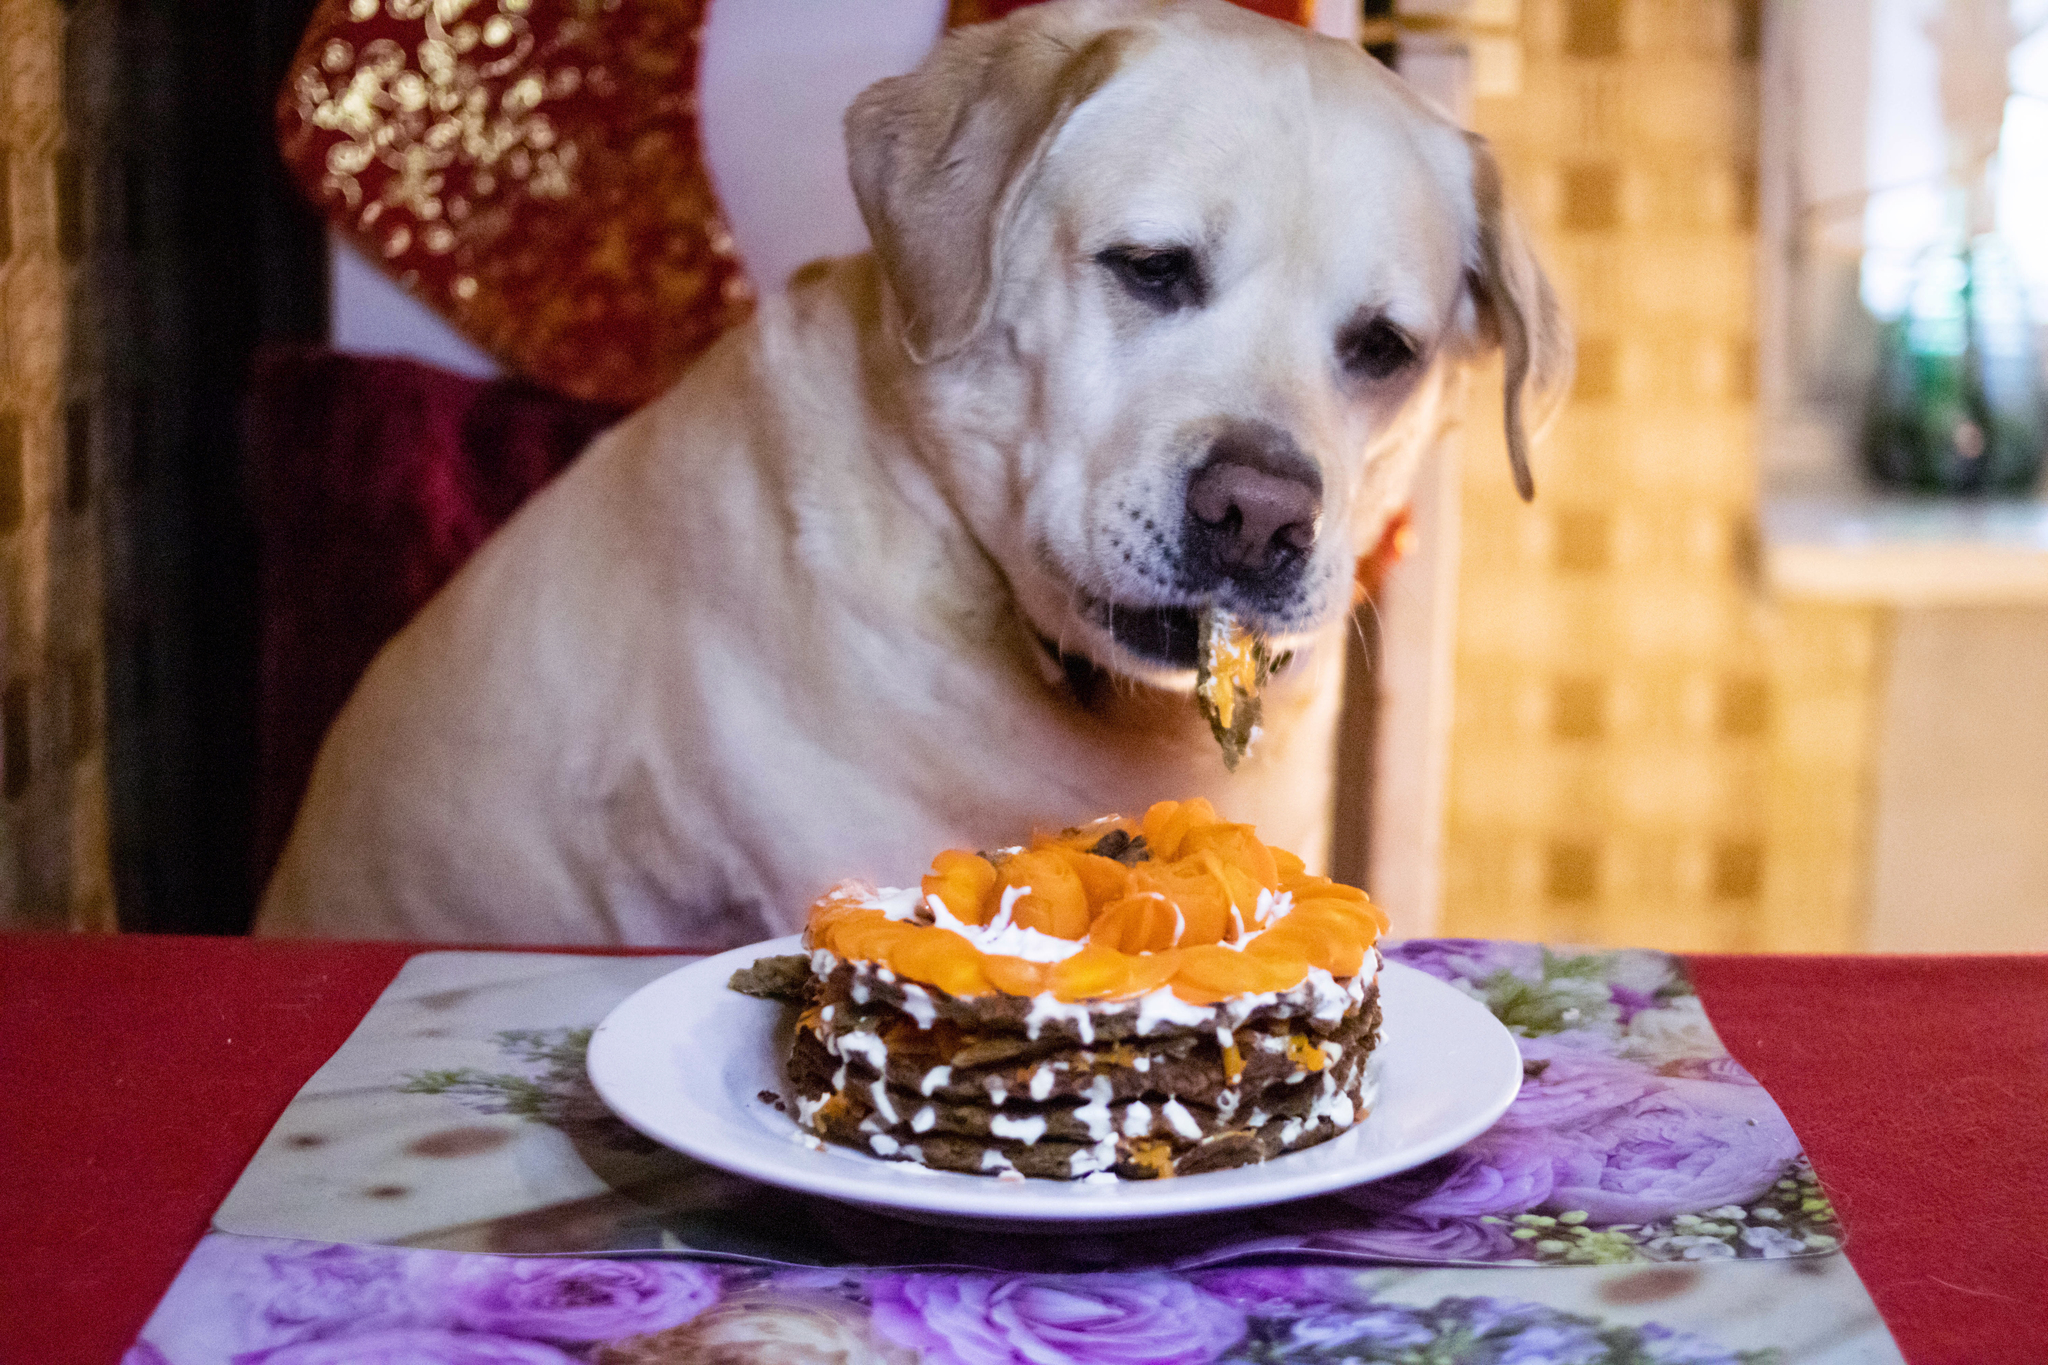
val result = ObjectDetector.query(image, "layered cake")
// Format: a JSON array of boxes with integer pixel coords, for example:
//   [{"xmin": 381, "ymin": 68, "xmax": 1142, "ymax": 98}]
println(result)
[{"xmin": 734, "ymin": 800, "xmax": 1387, "ymax": 1181}]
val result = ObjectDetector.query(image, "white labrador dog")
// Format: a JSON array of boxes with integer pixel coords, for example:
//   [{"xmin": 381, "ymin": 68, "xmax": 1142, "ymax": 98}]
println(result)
[{"xmin": 259, "ymin": 0, "xmax": 1567, "ymax": 945}]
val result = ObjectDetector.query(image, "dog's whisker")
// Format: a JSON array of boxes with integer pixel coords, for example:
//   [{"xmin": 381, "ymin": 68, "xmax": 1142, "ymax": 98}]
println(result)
[{"xmin": 1350, "ymin": 595, "xmax": 1384, "ymax": 670}]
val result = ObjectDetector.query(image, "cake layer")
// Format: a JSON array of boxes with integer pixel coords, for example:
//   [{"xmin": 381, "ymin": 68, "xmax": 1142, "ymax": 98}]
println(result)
[
  {"xmin": 797, "ymin": 985, "xmax": 1382, "ymax": 1110},
  {"xmin": 805, "ymin": 952, "xmax": 1373, "ymax": 1048},
  {"xmin": 784, "ymin": 970, "xmax": 1381, "ymax": 1180},
  {"xmin": 794, "ymin": 1025, "xmax": 1378, "ymax": 1179}
]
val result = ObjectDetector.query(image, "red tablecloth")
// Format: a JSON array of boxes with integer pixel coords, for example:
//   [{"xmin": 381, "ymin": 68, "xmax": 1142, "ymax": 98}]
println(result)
[{"xmin": 3, "ymin": 935, "xmax": 2043, "ymax": 1363}]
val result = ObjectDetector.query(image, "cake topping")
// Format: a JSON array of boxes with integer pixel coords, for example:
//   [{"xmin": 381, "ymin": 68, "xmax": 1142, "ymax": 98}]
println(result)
[{"xmin": 804, "ymin": 800, "xmax": 1387, "ymax": 1005}]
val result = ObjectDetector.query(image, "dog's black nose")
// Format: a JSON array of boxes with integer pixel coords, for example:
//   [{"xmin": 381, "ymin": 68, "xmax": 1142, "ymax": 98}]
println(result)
[{"xmin": 1182, "ymin": 423, "xmax": 1321, "ymax": 587}]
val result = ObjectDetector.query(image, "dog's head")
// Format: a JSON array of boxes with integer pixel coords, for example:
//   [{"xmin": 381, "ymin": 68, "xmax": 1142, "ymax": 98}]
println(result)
[{"xmin": 847, "ymin": 0, "xmax": 1569, "ymax": 681}]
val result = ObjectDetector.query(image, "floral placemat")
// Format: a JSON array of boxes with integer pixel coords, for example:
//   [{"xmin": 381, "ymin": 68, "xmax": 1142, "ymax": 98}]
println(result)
[
  {"xmin": 129, "ymin": 1234, "xmax": 1902, "ymax": 1365},
  {"xmin": 213, "ymin": 942, "xmax": 1843, "ymax": 1269}
]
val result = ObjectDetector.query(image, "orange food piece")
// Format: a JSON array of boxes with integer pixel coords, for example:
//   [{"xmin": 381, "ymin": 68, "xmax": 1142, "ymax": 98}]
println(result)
[
  {"xmin": 1126, "ymin": 1139, "xmax": 1176, "ymax": 1178},
  {"xmin": 1289, "ymin": 893, "xmax": 1390, "ymax": 938},
  {"xmin": 888, "ymin": 926, "xmax": 992, "ymax": 998},
  {"xmin": 1140, "ymin": 798, "xmax": 1220, "ymax": 863},
  {"xmin": 1199, "ymin": 853, "xmax": 1269, "ymax": 933},
  {"xmin": 994, "ymin": 848, "xmax": 1092, "ymax": 939},
  {"xmin": 1171, "ymin": 944, "xmax": 1309, "ymax": 1003},
  {"xmin": 1126, "ymin": 861, "xmax": 1232, "ymax": 947},
  {"xmin": 922, "ymin": 850, "xmax": 998, "ymax": 926},
  {"xmin": 803, "ymin": 887, "xmax": 871, "ymax": 948},
  {"xmin": 1244, "ymin": 921, "xmax": 1321, "ymax": 966},
  {"xmin": 1049, "ymin": 942, "xmax": 1134, "ymax": 1001},
  {"xmin": 1180, "ymin": 823, "xmax": 1280, "ymax": 892},
  {"xmin": 1287, "ymin": 1035, "xmax": 1327, "ymax": 1072},
  {"xmin": 1250, "ymin": 916, "xmax": 1367, "ymax": 977},
  {"xmin": 1059, "ymin": 849, "xmax": 1132, "ymax": 908},
  {"xmin": 983, "ymin": 955, "xmax": 1050, "ymax": 997},
  {"xmin": 828, "ymin": 913, "xmax": 917, "ymax": 964},
  {"xmin": 1091, "ymin": 893, "xmax": 1180, "ymax": 955},
  {"xmin": 1120, "ymin": 948, "xmax": 1183, "ymax": 997},
  {"xmin": 1284, "ymin": 874, "xmax": 1374, "ymax": 909}
]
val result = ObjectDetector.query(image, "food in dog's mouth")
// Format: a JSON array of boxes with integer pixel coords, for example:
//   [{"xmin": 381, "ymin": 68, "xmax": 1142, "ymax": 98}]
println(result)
[
  {"xmin": 1196, "ymin": 607, "xmax": 1284, "ymax": 771},
  {"xmin": 1077, "ymin": 599, "xmax": 1284, "ymax": 768},
  {"xmin": 731, "ymin": 800, "xmax": 1387, "ymax": 1181}
]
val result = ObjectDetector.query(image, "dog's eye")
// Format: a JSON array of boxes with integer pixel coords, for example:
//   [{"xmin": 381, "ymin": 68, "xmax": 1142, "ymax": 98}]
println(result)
[
  {"xmin": 1338, "ymin": 317, "xmax": 1419, "ymax": 380},
  {"xmin": 1098, "ymin": 245, "xmax": 1206, "ymax": 311}
]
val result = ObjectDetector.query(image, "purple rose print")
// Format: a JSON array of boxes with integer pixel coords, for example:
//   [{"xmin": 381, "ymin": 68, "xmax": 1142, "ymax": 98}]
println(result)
[
  {"xmin": 1298, "ymin": 942, "xmax": 1831, "ymax": 1264},
  {"xmin": 121, "ymin": 1345, "xmax": 174, "ymax": 1365},
  {"xmin": 1544, "ymin": 1077, "xmax": 1801, "ymax": 1224},
  {"xmin": 1499, "ymin": 1038, "xmax": 1665, "ymax": 1132},
  {"xmin": 235, "ymin": 1328, "xmax": 578, "ymax": 1365},
  {"xmin": 1300, "ymin": 1214, "xmax": 1522, "ymax": 1263},
  {"xmin": 1343, "ymin": 1132, "xmax": 1559, "ymax": 1221},
  {"xmin": 1382, "ymin": 938, "xmax": 1542, "ymax": 987},
  {"xmin": 1343, "ymin": 1034, "xmax": 1798, "ymax": 1233},
  {"xmin": 1191, "ymin": 1266, "xmax": 1383, "ymax": 1314},
  {"xmin": 205, "ymin": 1244, "xmax": 434, "ymax": 1350},
  {"xmin": 440, "ymin": 1258, "xmax": 719, "ymax": 1342},
  {"xmin": 868, "ymin": 1274, "xmax": 1247, "ymax": 1365}
]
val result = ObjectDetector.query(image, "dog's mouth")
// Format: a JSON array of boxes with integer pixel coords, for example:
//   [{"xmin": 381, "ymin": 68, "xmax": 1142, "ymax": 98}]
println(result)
[{"xmin": 1084, "ymin": 599, "xmax": 1205, "ymax": 670}]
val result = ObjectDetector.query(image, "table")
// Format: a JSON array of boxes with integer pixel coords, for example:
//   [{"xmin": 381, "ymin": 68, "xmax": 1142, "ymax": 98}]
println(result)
[{"xmin": 3, "ymin": 935, "xmax": 2043, "ymax": 1363}]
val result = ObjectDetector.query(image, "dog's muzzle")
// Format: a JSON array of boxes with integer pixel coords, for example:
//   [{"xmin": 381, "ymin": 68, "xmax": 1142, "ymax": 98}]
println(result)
[{"xmin": 1081, "ymin": 421, "xmax": 1324, "ymax": 670}]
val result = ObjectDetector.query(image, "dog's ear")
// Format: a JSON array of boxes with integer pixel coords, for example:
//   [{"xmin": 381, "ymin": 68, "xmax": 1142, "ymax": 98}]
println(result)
[
  {"xmin": 1464, "ymin": 133, "xmax": 1572, "ymax": 502},
  {"xmin": 846, "ymin": 19, "xmax": 1136, "ymax": 364}
]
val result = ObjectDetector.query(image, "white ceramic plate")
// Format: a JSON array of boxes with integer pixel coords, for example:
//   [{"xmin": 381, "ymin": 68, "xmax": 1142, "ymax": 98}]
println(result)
[{"xmin": 587, "ymin": 935, "xmax": 1520, "ymax": 1225}]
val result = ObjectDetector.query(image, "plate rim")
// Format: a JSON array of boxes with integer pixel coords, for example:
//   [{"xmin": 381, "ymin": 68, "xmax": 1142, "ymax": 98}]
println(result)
[{"xmin": 587, "ymin": 934, "xmax": 1521, "ymax": 1223}]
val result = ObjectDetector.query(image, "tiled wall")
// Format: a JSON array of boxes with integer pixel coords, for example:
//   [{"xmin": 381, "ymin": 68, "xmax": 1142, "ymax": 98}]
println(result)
[
  {"xmin": 0, "ymin": 0, "xmax": 114, "ymax": 927},
  {"xmin": 1440, "ymin": 0, "xmax": 1882, "ymax": 952}
]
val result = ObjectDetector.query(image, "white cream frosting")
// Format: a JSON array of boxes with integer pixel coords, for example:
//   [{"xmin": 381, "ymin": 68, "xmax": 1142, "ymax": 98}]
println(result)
[
  {"xmin": 1159, "ymin": 1097, "xmax": 1203, "ymax": 1140},
  {"xmin": 1074, "ymin": 1076, "xmax": 1115, "ymax": 1141},
  {"xmin": 898, "ymin": 983, "xmax": 936, "ymax": 1029},
  {"xmin": 872, "ymin": 882, "xmax": 1090, "ymax": 963},
  {"xmin": 1024, "ymin": 992, "xmax": 1098, "ymax": 1043},
  {"xmin": 869, "ymin": 1078, "xmax": 899, "ymax": 1126},
  {"xmin": 990, "ymin": 1113, "xmax": 1048, "ymax": 1145}
]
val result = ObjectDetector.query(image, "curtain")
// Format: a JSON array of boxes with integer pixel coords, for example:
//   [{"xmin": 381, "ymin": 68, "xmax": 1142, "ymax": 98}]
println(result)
[
  {"xmin": 0, "ymin": 0, "xmax": 113, "ymax": 928},
  {"xmin": 1, "ymin": 0, "xmax": 327, "ymax": 933}
]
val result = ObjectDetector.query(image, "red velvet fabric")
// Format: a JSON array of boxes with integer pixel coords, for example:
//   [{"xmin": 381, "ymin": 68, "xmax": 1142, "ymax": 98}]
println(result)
[
  {"xmin": 247, "ymin": 348, "xmax": 624, "ymax": 886},
  {"xmin": 1688, "ymin": 953, "xmax": 2048, "ymax": 1357},
  {"xmin": 3, "ymin": 936, "xmax": 2042, "ymax": 1363}
]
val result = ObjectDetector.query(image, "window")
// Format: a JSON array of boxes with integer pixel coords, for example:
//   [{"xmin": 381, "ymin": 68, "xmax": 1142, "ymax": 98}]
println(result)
[{"xmin": 1861, "ymin": 0, "xmax": 2048, "ymax": 323}]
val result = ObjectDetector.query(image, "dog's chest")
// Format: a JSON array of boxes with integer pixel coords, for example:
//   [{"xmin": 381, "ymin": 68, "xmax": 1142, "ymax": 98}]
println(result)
[{"xmin": 603, "ymin": 614, "xmax": 1339, "ymax": 933}]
